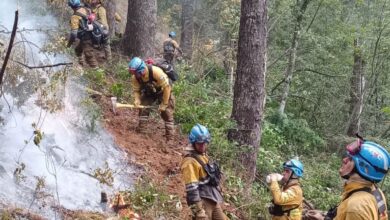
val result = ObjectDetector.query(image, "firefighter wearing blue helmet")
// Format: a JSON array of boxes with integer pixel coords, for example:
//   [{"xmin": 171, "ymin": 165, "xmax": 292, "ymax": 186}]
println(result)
[
  {"xmin": 163, "ymin": 31, "xmax": 183, "ymax": 64},
  {"xmin": 67, "ymin": 0, "xmax": 99, "ymax": 68},
  {"xmin": 307, "ymin": 138, "xmax": 389, "ymax": 220},
  {"xmin": 181, "ymin": 124, "xmax": 227, "ymax": 220},
  {"xmin": 267, "ymin": 159, "xmax": 304, "ymax": 220},
  {"xmin": 128, "ymin": 57, "xmax": 175, "ymax": 142}
]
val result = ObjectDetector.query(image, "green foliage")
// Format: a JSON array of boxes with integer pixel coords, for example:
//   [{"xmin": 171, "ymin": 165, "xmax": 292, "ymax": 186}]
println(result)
[
  {"xmin": 266, "ymin": 111, "xmax": 325, "ymax": 155},
  {"xmin": 122, "ymin": 177, "xmax": 181, "ymax": 219},
  {"xmin": 110, "ymin": 83, "xmax": 124, "ymax": 99}
]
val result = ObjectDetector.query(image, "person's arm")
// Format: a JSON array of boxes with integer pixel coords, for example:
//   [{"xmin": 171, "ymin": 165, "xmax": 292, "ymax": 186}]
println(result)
[
  {"xmin": 172, "ymin": 40, "xmax": 183, "ymax": 55},
  {"xmin": 97, "ymin": 6, "xmax": 109, "ymax": 29},
  {"xmin": 270, "ymin": 182, "xmax": 301, "ymax": 206},
  {"xmin": 131, "ymin": 76, "xmax": 141, "ymax": 106},
  {"xmin": 67, "ymin": 15, "xmax": 79, "ymax": 47}
]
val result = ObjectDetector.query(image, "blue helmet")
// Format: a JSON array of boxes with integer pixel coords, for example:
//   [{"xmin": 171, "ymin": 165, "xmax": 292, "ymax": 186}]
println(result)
[
  {"xmin": 128, "ymin": 57, "xmax": 146, "ymax": 77},
  {"xmin": 68, "ymin": 0, "xmax": 81, "ymax": 8},
  {"xmin": 169, "ymin": 31, "xmax": 176, "ymax": 38},
  {"xmin": 189, "ymin": 124, "xmax": 211, "ymax": 144},
  {"xmin": 283, "ymin": 159, "xmax": 304, "ymax": 178},
  {"xmin": 350, "ymin": 141, "xmax": 390, "ymax": 183}
]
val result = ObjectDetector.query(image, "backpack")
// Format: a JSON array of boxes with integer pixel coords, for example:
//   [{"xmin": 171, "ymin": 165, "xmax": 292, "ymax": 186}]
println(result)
[
  {"xmin": 163, "ymin": 40, "xmax": 175, "ymax": 53},
  {"xmin": 185, "ymin": 153, "xmax": 222, "ymax": 187},
  {"xmin": 146, "ymin": 58, "xmax": 179, "ymax": 82},
  {"xmin": 74, "ymin": 10, "xmax": 106, "ymax": 45}
]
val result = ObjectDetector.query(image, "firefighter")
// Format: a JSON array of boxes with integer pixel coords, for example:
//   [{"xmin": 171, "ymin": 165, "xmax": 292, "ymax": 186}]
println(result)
[
  {"xmin": 163, "ymin": 31, "xmax": 183, "ymax": 64},
  {"xmin": 67, "ymin": 0, "xmax": 98, "ymax": 68},
  {"xmin": 306, "ymin": 139, "xmax": 389, "ymax": 220},
  {"xmin": 267, "ymin": 159, "xmax": 304, "ymax": 220},
  {"xmin": 128, "ymin": 57, "xmax": 175, "ymax": 142},
  {"xmin": 181, "ymin": 124, "xmax": 227, "ymax": 220}
]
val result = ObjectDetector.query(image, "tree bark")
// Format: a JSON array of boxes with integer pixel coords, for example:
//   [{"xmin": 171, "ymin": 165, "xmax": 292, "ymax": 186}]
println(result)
[
  {"xmin": 278, "ymin": 0, "xmax": 311, "ymax": 114},
  {"xmin": 346, "ymin": 39, "xmax": 365, "ymax": 136},
  {"xmin": 104, "ymin": 0, "xmax": 117, "ymax": 37},
  {"xmin": 180, "ymin": 0, "xmax": 194, "ymax": 61},
  {"xmin": 122, "ymin": 0, "xmax": 157, "ymax": 58},
  {"xmin": 227, "ymin": 0, "xmax": 267, "ymax": 183}
]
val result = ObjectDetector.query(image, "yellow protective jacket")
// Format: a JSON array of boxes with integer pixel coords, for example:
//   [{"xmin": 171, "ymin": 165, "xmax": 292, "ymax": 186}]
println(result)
[
  {"xmin": 334, "ymin": 180, "xmax": 388, "ymax": 220},
  {"xmin": 70, "ymin": 7, "xmax": 90, "ymax": 31},
  {"xmin": 92, "ymin": 4, "xmax": 108, "ymax": 29},
  {"xmin": 270, "ymin": 179, "xmax": 303, "ymax": 220},
  {"xmin": 131, "ymin": 65, "xmax": 171, "ymax": 105},
  {"xmin": 180, "ymin": 151, "xmax": 223, "ymax": 205}
]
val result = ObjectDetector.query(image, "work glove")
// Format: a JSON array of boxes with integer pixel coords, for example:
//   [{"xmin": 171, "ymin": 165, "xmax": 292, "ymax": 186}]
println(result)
[
  {"xmin": 134, "ymin": 99, "xmax": 141, "ymax": 108},
  {"xmin": 159, "ymin": 103, "xmax": 168, "ymax": 112},
  {"xmin": 190, "ymin": 202, "xmax": 208, "ymax": 220}
]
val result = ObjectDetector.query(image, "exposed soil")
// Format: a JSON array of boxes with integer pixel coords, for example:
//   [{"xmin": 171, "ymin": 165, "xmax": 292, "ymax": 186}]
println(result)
[{"xmin": 96, "ymin": 95, "xmax": 191, "ymax": 219}]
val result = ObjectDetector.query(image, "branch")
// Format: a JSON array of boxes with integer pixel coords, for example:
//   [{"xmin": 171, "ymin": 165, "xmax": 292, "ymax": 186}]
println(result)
[
  {"xmin": 11, "ymin": 60, "xmax": 73, "ymax": 69},
  {"xmin": 0, "ymin": 10, "xmax": 18, "ymax": 86},
  {"xmin": 295, "ymin": 68, "xmax": 345, "ymax": 77},
  {"xmin": 267, "ymin": 48, "xmax": 291, "ymax": 69},
  {"xmin": 271, "ymin": 79, "xmax": 285, "ymax": 95}
]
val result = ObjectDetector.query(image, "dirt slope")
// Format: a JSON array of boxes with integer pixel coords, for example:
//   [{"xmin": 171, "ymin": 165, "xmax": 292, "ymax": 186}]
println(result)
[{"xmin": 97, "ymin": 95, "xmax": 190, "ymax": 219}]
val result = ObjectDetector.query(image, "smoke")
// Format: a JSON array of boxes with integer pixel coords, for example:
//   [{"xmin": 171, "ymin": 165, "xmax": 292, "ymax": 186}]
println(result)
[{"xmin": 0, "ymin": 0, "xmax": 134, "ymax": 217}]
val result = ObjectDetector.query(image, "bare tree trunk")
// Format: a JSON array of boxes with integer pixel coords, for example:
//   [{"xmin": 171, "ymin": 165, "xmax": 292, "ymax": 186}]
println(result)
[
  {"xmin": 228, "ymin": 0, "xmax": 267, "ymax": 183},
  {"xmin": 346, "ymin": 39, "xmax": 365, "ymax": 136},
  {"xmin": 122, "ymin": 0, "xmax": 157, "ymax": 58},
  {"xmin": 278, "ymin": 0, "xmax": 311, "ymax": 114},
  {"xmin": 104, "ymin": 0, "xmax": 117, "ymax": 37},
  {"xmin": 180, "ymin": 0, "xmax": 194, "ymax": 61}
]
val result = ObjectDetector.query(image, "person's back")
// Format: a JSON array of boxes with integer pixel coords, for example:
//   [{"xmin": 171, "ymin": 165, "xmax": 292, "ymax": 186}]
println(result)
[
  {"xmin": 67, "ymin": 0, "xmax": 98, "ymax": 68},
  {"xmin": 163, "ymin": 31, "xmax": 182, "ymax": 64}
]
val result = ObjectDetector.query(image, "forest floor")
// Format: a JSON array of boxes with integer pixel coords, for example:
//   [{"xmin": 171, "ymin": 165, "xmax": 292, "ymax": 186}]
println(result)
[{"xmin": 96, "ymin": 94, "xmax": 191, "ymax": 219}]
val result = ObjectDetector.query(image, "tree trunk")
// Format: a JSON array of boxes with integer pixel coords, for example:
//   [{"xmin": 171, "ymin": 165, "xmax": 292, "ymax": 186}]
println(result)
[
  {"xmin": 180, "ymin": 0, "xmax": 194, "ymax": 61},
  {"xmin": 278, "ymin": 0, "xmax": 311, "ymax": 114},
  {"xmin": 346, "ymin": 39, "xmax": 365, "ymax": 136},
  {"xmin": 104, "ymin": 0, "xmax": 117, "ymax": 37},
  {"xmin": 227, "ymin": 0, "xmax": 267, "ymax": 183},
  {"xmin": 122, "ymin": 0, "xmax": 157, "ymax": 58}
]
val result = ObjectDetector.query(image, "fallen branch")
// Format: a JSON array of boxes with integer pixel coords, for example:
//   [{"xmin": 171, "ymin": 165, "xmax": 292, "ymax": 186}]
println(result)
[{"xmin": 11, "ymin": 60, "xmax": 73, "ymax": 69}]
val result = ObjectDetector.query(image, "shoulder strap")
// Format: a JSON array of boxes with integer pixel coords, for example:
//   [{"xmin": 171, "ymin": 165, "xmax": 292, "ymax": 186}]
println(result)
[
  {"xmin": 187, "ymin": 154, "xmax": 211, "ymax": 176},
  {"xmin": 146, "ymin": 65, "xmax": 155, "ymax": 83}
]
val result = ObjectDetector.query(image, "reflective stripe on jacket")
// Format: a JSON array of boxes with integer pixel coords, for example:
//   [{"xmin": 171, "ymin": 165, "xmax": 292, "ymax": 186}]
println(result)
[
  {"xmin": 335, "ymin": 181, "xmax": 388, "ymax": 220},
  {"xmin": 180, "ymin": 152, "xmax": 223, "ymax": 205},
  {"xmin": 270, "ymin": 180, "xmax": 303, "ymax": 220}
]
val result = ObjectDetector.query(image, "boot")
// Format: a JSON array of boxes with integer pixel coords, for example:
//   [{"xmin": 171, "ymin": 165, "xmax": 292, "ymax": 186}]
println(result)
[
  {"xmin": 165, "ymin": 121, "xmax": 175, "ymax": 142},
  {"xmin": 136, "ymin": 116, "xmax": 148, "ymax": 134}
]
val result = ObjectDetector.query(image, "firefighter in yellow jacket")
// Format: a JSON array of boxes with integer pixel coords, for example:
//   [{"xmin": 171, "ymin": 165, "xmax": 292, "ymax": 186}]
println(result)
[
  {"xmin": 181, "ymin": 124, "xmax": 227, "ymax": 220},
  {"xmin": 128, "ymin": 57, "xmax": 175, "ymax": 142},
  {"xmin": 67, "ymin": 0, "xmax": 98, "ymax": 68},
  {"xmin": 306, "ymin": 139, "xmax": 389, "ymax": 220},
  {"xmin": 267, "ymin": 159, "xmax": 304, "ymax": 220},
  {"xmin": 84, "ymin": 0, "xmax": 111, "ymax": 61},
  {"xmin": 163, "ymin": 31, "xmax": 183, "ymax": 64}
]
